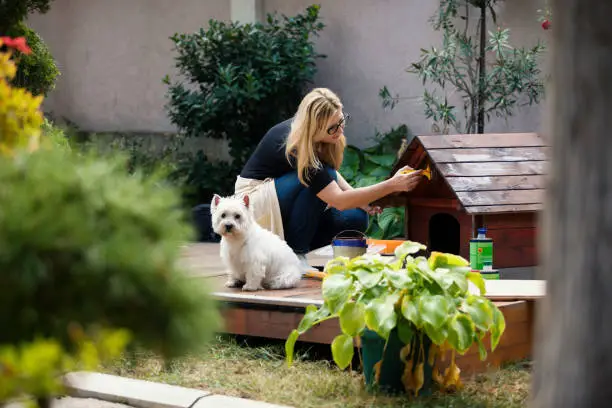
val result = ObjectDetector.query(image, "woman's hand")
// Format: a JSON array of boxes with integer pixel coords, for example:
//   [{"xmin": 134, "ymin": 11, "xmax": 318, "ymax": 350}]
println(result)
[
  {"xmin": 361, "ymin": 205, "xmax": 383, "ymax": 215},
  {"xmin": 389, "ymin": 166, "xmax": 423, "ymax": 193}
]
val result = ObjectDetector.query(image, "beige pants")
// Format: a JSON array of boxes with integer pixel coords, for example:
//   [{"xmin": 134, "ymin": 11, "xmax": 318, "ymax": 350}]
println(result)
[{"xmin": 234, "ymin": 176, "xmax": 285, "ymax": 240}]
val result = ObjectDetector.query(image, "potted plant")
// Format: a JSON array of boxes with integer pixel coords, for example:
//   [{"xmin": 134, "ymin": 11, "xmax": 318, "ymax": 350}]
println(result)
[{"xmin": 285, "ymin": 241, "xmax": 506, "ymax": 397}]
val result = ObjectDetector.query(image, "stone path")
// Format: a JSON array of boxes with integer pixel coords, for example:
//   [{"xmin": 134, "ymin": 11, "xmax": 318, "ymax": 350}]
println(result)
[{"xmin": 62, "ymin": 372, "xmax": 291, "ymax": 408}]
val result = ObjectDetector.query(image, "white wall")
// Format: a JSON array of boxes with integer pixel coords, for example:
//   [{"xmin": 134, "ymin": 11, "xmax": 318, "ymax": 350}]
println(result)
[
  {"xmin": 27, "ymin": 0, "xmax": 230, "ymax": 133},
  {"xmin": 28, "ymin": 0, "xmax": 550, "ymax": 147}
]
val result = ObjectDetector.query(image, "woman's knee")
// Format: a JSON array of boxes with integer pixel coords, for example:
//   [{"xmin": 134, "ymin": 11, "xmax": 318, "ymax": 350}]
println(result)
[{"xmin": 344, "ymin": 208, "xmax": 369, "ymax": 232}]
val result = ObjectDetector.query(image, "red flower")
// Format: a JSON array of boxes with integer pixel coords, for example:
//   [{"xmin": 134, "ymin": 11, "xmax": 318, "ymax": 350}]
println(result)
[
  {"xmin": 0, "ymin": 36, "xmax": 32, "ymax": 55},
  {"xmin": 541, "ymin": 20, "xmax": 551, "ymax": 30}
]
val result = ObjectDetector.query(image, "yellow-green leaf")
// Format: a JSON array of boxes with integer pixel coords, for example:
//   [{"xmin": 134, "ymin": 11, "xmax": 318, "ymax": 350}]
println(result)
[
  {"xmin": 322, "ymin": 274, "xmax": 353, "ymax": 313},
  {"xmin": 447, "ymin": 314, "xmax": 475, "ymax": 354},
  {"xmin": 331, "ymin": 334, "xmax": 354, "ymax": 370},
  {"xmin": 285, "ymin": 329, "xmax": 299, "ymax": 366},
  {"xmin": 401, "ymin": 296, "xmax": 421, "ymax": 328},
  {"xmin": 339, "ymin": 302, "xmax": 366, "ymax": 336},
  {"xmin": 394, "ymin": 241, "xmax": 426, "ymax": 259},
  {"xmin": 462, "ymin": 298, "xmax": 493, "ymax": 331},
  {"xmin": 364, "ymin": 294, "xmax": 398, "ymax": 339},
  {"xmin": 490, "ymin": 306, "xmax": 506, "ymax": 351},
  {"xmin": 467, "ymin": 271, "xmax": 487, "ymax": 295},
  {"xmin": 353, "ymin": 268, "xmax": 383, "ymax": 288},
  {"xmin": 418, "ymin": 295, "xmax": 451, "ymax": 329}
]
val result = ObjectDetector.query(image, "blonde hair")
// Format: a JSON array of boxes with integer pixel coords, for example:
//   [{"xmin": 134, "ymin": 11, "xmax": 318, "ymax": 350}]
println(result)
[{"xmin": 285, "ymin": 88, "xmax": 346, "ymax": 186}]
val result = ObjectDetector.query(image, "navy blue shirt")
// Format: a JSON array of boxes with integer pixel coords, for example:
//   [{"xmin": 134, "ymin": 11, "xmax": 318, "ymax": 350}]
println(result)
[{"xmin": 240, "ymin": 119, "xmax": 335, "ymax": 194}]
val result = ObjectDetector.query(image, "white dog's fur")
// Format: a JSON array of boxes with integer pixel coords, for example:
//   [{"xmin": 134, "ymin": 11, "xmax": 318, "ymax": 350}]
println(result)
[{"xmin": 211, "ymin": 194, "xmax": 303, "ymax": 291}]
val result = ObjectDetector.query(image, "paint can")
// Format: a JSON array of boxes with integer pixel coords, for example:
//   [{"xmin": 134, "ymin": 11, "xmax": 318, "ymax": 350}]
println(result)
[
  {"xmin": 469, "ymin": 227, "xmax": 493, "ymax": 271},
  {"xmin": 332, "ymin": 230, "xmax": 368, "ymax": 259}
]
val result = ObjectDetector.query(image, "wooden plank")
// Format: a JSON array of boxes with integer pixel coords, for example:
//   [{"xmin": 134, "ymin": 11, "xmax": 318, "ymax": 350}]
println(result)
[
  {"xmin": 464, "ymin": 204, "xmax": 544, "ymax": 214},
  {"xmin": 428, "ymin": 147, "xmax": 550, "ymax": 163},
  {"xmin": 484, "ymin": 212, "xmax": 538, "ymax": 229},
  {"xmin": 456, "ymin": 189, "xmax": 545, "ymax": 206},
  {"xmin": 488, "ymin": 227, "xmax": 536, "ymax": 249},
  {"xmin": 492, "ymin": 245, "xmax": 538, "ymax": 268},
  {"xmin": 438, "ymin": 161, "xmax": 547, "ymax": 177},
  {"xmin": 447, "ymin": 175, "xmax": 547, "ymax": 192},
  {"xmin": 471, "ymin": 280, "xmax": 546, "ymax": 300},
  {"xmin": 407, "ymin": 198, "xmax": 461, "ymax": 209},
  {"xmin": 418, "ymin": 133, "xmax": 545, "ymax": 149}
]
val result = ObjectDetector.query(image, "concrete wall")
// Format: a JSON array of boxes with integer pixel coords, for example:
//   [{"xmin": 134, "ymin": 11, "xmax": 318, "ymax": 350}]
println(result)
[
  {"xmin": 28, "ymin": 0, "xmax": 549, "ymax": 147},
  {"xmin": 27, "ymin": 0, "xmax": 230, "ymax": 133}
]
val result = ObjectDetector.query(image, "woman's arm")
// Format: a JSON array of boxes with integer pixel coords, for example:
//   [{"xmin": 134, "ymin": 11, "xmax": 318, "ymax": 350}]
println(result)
[
  {"xmin": 336, "ymin": 172, "xmax": 353, "ymax": 191},
  {"xmin": 317, "ymin": 166, "xmax": 422, "ymax": 211}
]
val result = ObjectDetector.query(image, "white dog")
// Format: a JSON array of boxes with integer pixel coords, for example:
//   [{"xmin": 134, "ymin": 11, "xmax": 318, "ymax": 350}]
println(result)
[{"xmin": 211, "ymin": 193, "xmax": 303, "ymax": 291}]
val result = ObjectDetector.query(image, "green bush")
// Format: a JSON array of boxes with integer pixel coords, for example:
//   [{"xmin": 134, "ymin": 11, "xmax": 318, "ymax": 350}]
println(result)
[
  {"xmin": 340, "ymin": 125, "xmax": 412, "ymax": 239},
  {"xmin": 0, "ymin": 0, "xmax": 54, "ymax": 32},
  {"xmin": 0, "ymin": 148, "xmax": 221, "ymax": 360},
  {"xmin": 6, "ymin": 22, "xmax": 60, "ymax": 96},
  {"xmin": 164, "ymin": 4, "xmax": 325, "ymax": 202}
]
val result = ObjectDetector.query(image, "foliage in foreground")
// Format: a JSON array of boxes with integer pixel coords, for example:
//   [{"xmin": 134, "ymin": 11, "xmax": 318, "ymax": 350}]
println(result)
[
  {"xmin": 0, "ymin": 147, "xmax": 221, "ymax": 404},
  {"xmin": 0, "ymin": 36, "xmax": 220, "ymax": 404}
]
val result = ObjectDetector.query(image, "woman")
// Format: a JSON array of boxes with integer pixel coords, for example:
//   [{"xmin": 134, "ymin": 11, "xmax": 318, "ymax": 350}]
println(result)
[{"xmin": 234, "ymin": 88, "xmax": 422, "ymax": 268}]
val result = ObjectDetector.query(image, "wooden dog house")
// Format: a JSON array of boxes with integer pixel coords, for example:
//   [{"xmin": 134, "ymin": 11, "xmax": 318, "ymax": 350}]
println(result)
[{"xmin": 375, "ymin": 133, "xmax": 548, "ymax": 269}]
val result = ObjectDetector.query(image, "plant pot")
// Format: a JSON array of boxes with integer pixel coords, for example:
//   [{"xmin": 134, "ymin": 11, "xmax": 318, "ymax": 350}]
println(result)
[{"xmin": 360, "ymin": 328, "xmax": 434, "ymax": 396}]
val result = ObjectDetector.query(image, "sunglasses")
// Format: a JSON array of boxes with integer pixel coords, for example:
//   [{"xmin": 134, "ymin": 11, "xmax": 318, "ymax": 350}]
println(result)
[{"xmin": 327, "ymin": 113, "xmax": 350, "ymax": 135}]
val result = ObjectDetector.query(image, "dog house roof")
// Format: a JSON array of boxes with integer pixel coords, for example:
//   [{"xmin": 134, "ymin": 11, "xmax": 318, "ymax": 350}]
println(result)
[{"xmin": 394, "ymin": 132, "xmax": 549, "ymax": 214}]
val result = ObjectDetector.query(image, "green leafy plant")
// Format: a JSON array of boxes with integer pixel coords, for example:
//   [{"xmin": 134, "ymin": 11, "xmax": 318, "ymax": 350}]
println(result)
[
  {"xmin": 164, "ymin": 5, "xmax": 325, "ymax": 203},
  {"xmin": 285, "ymin": 241, "xmax": 506, "ymax": 397},
  {"xmin": 0, "ymin": 0, "xmax": 54, "ymax": 33},
  {"xmin": 381, "ymin": 0, "xmax": 546, "ymax": 134},
  {"xmin": 0, "ymin": 147, "xmax": 221, "ymax": 405},
  {"xmin": 340, "ymin": 125, "xmax": 410, "ymax": 239},
  {"xmin": 5, "ymin": 22, "xmax": 59, "ymax": 96}
]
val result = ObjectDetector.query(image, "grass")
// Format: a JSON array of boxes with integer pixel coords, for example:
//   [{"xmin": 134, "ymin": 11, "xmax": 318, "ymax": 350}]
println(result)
[{"xmin": 102, "ymin": 335, "xmax": 531, "ymax": 408}]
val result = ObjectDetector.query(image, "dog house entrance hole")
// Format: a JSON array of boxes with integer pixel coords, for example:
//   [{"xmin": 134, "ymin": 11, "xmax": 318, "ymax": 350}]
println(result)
[{"xmin": 428, "ymin": 213, "xmax": 460, "ymax": 255}]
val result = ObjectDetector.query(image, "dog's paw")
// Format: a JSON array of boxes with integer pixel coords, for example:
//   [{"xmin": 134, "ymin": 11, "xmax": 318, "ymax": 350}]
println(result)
[
  {"xmin": 242, "ymin": 285, "xmax": 262, "ymax": 292},
  {"xmin": 224, "ymin": 279, "xmax": 244, "ymax": 288}
]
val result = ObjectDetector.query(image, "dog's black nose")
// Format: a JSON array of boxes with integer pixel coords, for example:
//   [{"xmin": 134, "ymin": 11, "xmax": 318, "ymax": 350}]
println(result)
[{"xmin": 224, "ymin": 224, "xmax": 233, "ymax": 232}]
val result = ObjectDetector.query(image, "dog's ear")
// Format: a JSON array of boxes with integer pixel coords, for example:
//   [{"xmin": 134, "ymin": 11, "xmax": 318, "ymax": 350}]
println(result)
[
  {"xmin": 211, "ymin": 194, "xmax": 221, "ymax": 211},
  {"xmin": 242, "ymin": 194, "xmax": 250, "ymax": 209}
]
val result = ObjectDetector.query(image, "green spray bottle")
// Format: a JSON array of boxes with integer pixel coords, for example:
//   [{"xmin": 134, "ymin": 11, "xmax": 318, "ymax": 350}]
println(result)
[{"xmin": 469, "ymin": 227, "xmax": 493, "ymax": 271}]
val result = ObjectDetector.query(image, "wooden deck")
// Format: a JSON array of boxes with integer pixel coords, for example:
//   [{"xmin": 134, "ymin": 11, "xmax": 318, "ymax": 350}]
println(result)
[{"xmin": 180, "ymin": 243, "xmax": 545, "ymax": 376}]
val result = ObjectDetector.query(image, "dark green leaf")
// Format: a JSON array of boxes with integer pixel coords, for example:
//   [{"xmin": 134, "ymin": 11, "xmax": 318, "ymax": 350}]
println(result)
[{"xmin": 397, "ymin": 318, "xmax": 415, "ymax": 345}]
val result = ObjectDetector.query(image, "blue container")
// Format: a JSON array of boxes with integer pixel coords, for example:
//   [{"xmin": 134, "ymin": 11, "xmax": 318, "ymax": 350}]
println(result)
[{"xmin": 332, "ymin": 230, "xmax": 367, "ymax": 258}]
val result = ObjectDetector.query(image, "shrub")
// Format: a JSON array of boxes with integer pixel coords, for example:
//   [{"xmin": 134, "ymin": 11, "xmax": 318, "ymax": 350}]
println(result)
[
  {"xmin": 0, "ymin": 0, "xmax": 54, "ymax": 33},
  {"xmin": 164, "ymin": 4, "xmax": 325, "ymax": 202},
  {"xmin": 0, "ymin": 36, "xmax": 42, "ymax": 154},
  {"xmin": 5, "ymin": 22, "xmax": 59, "ymax": 96},
  {"xmin": 0, "ymin": 147, "xmax": 221, "ymax": 404},
  {"xmin": 0, "ymin": 35, "xmax": 220, "ymax": 406}
]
